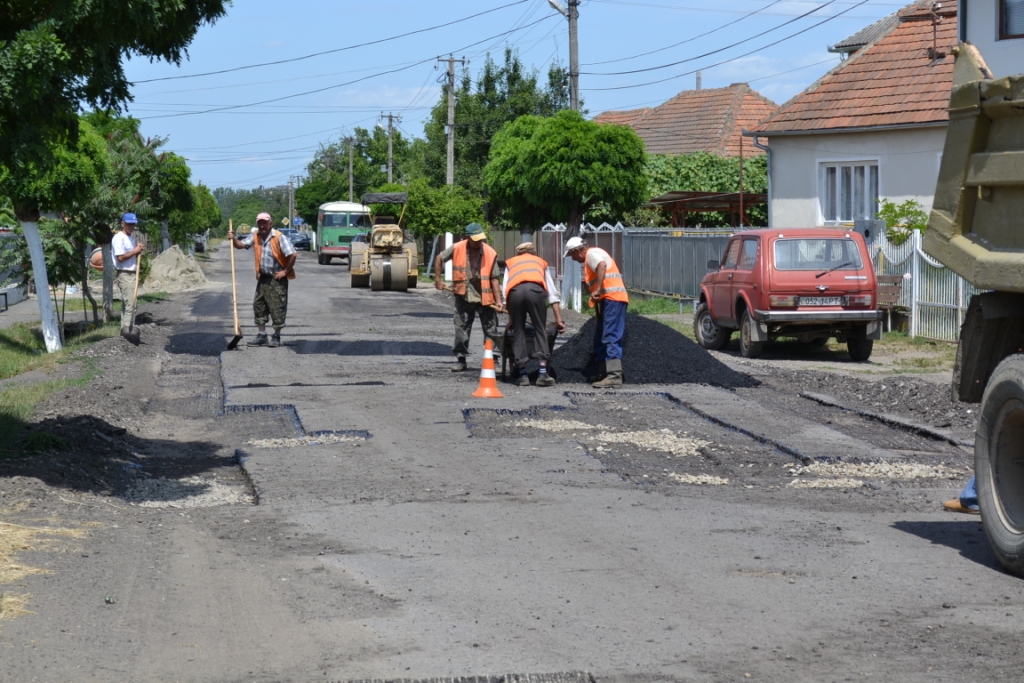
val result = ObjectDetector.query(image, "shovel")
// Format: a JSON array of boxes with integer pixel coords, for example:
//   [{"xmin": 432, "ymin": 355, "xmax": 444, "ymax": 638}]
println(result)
[
  {"xmin": 123, "ymin": 254, "xmax": 142, "ymax": 346},
  {"xmin": 227, "ymin": 218, "xmax": 243, "ymax": 350}
]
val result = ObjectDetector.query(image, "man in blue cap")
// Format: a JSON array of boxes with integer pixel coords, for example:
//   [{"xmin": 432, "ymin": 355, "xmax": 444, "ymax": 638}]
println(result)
[{"xmin": 112, "ymin": 213, "xmax": 145, "ymax": 338}]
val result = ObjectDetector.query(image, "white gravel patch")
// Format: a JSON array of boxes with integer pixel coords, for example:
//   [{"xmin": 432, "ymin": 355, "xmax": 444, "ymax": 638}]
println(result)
[
  {"xmin": 515, "ymin": 418, "xmax": 604, "ymax": 432},
  {"xmin": 125, "ymin": 475, "xmax": 253, "ymax": 508},
  {"xmin": 667, "ymin": 472, "xmax": 729, "ymax": 486},
  {"xmin": 596, "ymin": 429, "xmax": 710, "ymax": 457},
  {"xmin": 789, "ymin": 461, "xmax": 962, "ymax": 481},
  {"xmin": 247, "ymin": 434, "xmax": 366, "ymax": 448},
  {"xmin": 789, "ymin": 478, "xmax": 865, "ymax": 490}
]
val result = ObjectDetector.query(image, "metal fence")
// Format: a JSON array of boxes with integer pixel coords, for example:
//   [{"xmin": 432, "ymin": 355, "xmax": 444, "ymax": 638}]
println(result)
[
  {"xmin": 868, "ymin": 229, "xmax": 978, "ymax": 342},
  {"xmin": 621, "ymin": 229, "xmax": 734, "ymax": 299}
]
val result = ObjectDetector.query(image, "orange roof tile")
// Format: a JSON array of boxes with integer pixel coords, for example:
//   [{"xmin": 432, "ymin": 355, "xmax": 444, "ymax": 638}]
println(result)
[
  {"xmin": 751, "ymin": 0, "xmax": 957, "ymax": 135},
  {"xmin": 593, "ymin": 84, "xmax": 778, "ymax": 156}
]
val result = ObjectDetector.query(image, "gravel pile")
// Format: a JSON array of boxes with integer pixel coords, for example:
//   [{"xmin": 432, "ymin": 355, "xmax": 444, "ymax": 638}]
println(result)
[
  {"xmin": 549, "ymin": 314, "xmax": 757, "ymax": 387},
  {"xmin": 124, "ymin": 475, "xmax": 253, "ymax": 508},
  {"xmin": 143, "ymin": 245, "xmax": 208, "ymax": 294}
]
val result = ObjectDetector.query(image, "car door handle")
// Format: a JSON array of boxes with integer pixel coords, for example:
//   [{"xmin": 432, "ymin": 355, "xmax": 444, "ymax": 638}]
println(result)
[{"xmin": 727, "ymin": 274, "xmax": 733, "ymax": 280}]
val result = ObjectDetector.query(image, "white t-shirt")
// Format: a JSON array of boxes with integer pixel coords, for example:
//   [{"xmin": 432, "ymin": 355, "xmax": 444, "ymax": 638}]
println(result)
[
  {"xmin": 585, "ymin": 247, "xmax": 614, "ymax": 273},
  {"xmin": 112, "ymin": 231, "xmax": 137, "ymax": 271}
]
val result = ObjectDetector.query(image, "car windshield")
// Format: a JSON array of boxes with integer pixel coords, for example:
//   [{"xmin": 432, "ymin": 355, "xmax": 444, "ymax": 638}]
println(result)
[
  {"xmin": 774, "ymin": 238, "xmax": 863, "ymax": 271},
  {"xmin": 321, "ymin": 211, "xmax": 371, "ymax": 228}
]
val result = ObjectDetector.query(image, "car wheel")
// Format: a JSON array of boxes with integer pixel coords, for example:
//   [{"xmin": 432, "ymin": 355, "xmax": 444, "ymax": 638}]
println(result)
[
  {"xmin": 976, "ymin": 354, "xmax": 1024, "ymax": 577},
  {"xmin": 847, "ymin": 337, "xmax": 874, "ymax": 361},
  {"xmin": 693, "ymin": 302, "xmax": 730, "ymax": 350},
  {"xmin": 738, "ymin": 310, "xmax": 764, "ymax": 359},
  {"xmin": 317, "ymin": 254, "xmax": 325, "ymax": 265}
]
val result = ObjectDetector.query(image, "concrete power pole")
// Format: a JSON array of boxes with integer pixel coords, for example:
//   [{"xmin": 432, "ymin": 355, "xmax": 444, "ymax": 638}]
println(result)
[
  {"xmin": 347, "ymin": 137, "xmax": 354, "ymax": 202},
  {"xmin": 288, "ymin": 176, "xmax": 295, "ymax": 228},
  {"xmin": 381, "ymin": 113, "xmax": 401, "ymax": 184},
  {"xmin": 438, "ymin": 56, "xmax": 467, "ymax": 186},
  {"xmin": 549, "ymin": 0, "xmax": 580, "ymax": 111}
]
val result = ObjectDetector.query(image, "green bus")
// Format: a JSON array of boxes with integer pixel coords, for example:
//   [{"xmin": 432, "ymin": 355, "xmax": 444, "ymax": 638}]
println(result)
[{"xmin": 316, "ymin": 201, "xmax": 372, "ymax": 265}]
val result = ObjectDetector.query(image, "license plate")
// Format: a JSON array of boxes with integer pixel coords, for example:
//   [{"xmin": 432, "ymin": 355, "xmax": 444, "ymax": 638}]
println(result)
[{"xmin": 800, "ymin": 296, "xmax": 843, "ymax": 306}]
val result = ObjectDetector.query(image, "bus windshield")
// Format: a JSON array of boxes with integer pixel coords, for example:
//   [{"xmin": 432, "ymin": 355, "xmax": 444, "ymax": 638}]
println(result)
[{"xmin": 321, "ymin": 212, "xmax": 371, "ymax": 228}]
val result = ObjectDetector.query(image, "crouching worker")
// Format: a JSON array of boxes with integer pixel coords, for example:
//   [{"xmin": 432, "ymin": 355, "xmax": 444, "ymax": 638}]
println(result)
[
  {"xmin": 502, "ymin": 242, "xmax": 566, "ymax": 386},
  {"xmin": 564, "ymin": 236, "xmax": 629, "ymax": 388},
  {"xmin": 227, "ymin": 212, "xmax": 296, "ymax": 348}
]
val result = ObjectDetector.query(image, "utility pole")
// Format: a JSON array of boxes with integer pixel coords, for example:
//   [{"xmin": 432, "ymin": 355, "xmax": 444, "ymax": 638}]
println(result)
[
  {"xmin": 548, "ymin": 0, "xmax": 580, "ymax": 111},
  {"xmin": 381, "ymin": 112, "xmax": 401, "ymax": 184},
  {"xmin": 347, "ymin": 137, "xmax": 354, "ymax": 202},
  {"xmin": 438, "ymin": 55, "xmax": 467, "ymax": 186},
  {"xmin": 288, "ymin": 176, "xmax": 295, "ymax": 228}
]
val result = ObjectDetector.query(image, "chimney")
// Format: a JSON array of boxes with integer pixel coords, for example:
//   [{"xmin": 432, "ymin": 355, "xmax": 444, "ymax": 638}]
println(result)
[{"xmin": 696, "ymin": 71, "xmax": 702, "ymax": 90}]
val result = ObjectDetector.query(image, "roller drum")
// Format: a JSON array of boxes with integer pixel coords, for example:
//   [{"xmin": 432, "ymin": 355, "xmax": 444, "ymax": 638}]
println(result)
[{"xmin": 370, "ymin": 256, "xmax": 408, "ymax": 291}]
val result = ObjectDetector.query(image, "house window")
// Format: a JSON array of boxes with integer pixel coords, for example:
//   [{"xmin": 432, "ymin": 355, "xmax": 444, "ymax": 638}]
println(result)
[
  {"xmin": 820, "ymin": 162, "xmax": 878, "ymax": 224},
  {"xmin": 1002, "ymin": 0, "xmax": 1024, "ymax": 39}
]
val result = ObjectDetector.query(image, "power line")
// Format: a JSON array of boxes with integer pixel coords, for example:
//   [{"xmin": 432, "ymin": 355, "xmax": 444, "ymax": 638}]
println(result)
[
  {"xmin": 583, "ymin": 0, "xmax": 838, "ymax": 76},
  {"xmin": 134, "ymin": 0, "xmax": 531, "ymax": 84},
  {"xmin": 582, "ymin": 0, "xmax": 785, "ymax": 67},
  {"xmin": 584, "ymin": 0, "xmax": 868, "ymax": 91}
]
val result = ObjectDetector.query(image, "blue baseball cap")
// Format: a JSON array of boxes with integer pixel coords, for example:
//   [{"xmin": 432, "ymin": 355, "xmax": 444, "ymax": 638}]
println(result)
[{"xmin": 121, "ymin": 212, "xmax": 138, "ymax": 224}]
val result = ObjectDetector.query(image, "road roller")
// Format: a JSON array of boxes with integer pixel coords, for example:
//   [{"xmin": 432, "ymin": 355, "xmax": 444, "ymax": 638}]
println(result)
[{"xmin": 349, "ymin": 192, "xmax": 418, "ymax": 291}]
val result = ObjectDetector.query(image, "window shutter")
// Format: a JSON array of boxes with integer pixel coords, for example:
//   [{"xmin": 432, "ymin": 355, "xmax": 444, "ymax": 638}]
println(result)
[{"xmin": 1005, "ymin": 0, "xmax": 1024, "ymax": 37}]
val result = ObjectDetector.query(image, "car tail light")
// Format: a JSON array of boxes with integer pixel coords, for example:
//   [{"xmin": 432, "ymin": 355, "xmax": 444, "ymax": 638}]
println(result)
[
  {"xmin": 847, "ymin": 294, "xmax": 873, "ymax": 307},
  {"xmin": 770, "ymin": 295, "xmax": 799, "ymax": 307}
]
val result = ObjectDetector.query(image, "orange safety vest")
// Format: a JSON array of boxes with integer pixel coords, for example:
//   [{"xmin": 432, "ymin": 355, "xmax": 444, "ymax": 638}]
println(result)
[
  {"xmin": 584, "ymin": 249, "xmax": 629, "ymax": 307},
  {"xmin": 451, "ymin": 240, "xmax": 497, "ymax": 306},
  {"xmin": 505, "ymin": 253, "xmax": 549, "ymax": 294},
  {"xmin": 253, "ymin": 230, "xmax": 296, "ymax": 280}
]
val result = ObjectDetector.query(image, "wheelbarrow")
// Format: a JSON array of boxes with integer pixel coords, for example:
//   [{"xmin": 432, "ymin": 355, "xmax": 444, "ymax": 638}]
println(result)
[{"xmin": 499, "ymin": 322, "xmax": 559, "ymax": 379}]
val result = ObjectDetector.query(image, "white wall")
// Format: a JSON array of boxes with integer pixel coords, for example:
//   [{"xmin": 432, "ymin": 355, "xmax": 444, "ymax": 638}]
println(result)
[
  {"xmin": 766, "ymin": 127, "xmax": 948, "ymax": 228},
  {"xmin": 964, "ymin": 0, "xmax": 1024, "ymax": 77}
]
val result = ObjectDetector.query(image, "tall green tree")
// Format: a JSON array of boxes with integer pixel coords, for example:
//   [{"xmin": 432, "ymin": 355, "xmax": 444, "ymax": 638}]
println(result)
[
  {"xmin": 422, "ymin": 49, "xmax": 570, "ymax": 194},
  {"xmin": 1, "ymin": 0, "xmax": 227, "ymax": 351},
  {"xmin": 484, "ymin": 111, "xmax": 648, "ymax": 235}
]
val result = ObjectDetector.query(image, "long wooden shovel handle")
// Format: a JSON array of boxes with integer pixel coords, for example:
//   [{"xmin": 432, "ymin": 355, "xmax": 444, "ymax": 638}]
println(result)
[
  {"xmin": 129, "ymin": 250, "xmax": 142, "ymax": 326},
  {"xmin": 229, "ymin": 219, "xmax": 240, "ymax": 336}
]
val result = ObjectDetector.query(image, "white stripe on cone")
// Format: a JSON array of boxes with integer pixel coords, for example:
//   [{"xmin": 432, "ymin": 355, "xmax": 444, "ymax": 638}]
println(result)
[{"xmin": 480, "ymin": 369, "xmax": 496, "ymax": 379}]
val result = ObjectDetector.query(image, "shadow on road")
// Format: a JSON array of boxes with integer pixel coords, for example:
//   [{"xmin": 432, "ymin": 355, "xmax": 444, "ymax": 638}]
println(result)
[
  {"xmin": 892, "ymin": 519, "xmax": 1004, "ymax": 571},
  {"xmin": 290, "ymin": 339, "xmax": 451, "ymax": 356}
]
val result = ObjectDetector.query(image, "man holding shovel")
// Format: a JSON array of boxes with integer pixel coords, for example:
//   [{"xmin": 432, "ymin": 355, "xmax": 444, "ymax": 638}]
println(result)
[
  {"xmin": 227, "ymin": 212, "xmax": 296, "ymax": 348},
  {"xmin": 112, "ymin": 212, "xmax": 144, "ymax": 341}
]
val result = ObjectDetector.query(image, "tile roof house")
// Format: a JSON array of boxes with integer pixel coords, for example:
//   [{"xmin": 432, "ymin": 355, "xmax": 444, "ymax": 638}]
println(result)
[
  {"xmin": 594, "ymin": 83, "xmax": 778, "ymax": 157},
  {"xmin": 747, "ymin": 0, "xmax": 958, "ymax": 232}
]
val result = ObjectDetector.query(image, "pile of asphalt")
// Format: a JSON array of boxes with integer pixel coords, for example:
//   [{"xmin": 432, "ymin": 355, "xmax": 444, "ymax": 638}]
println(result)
[{"xmin": 549, "ymin": 313, "xmax": 758, "ymax": 387}]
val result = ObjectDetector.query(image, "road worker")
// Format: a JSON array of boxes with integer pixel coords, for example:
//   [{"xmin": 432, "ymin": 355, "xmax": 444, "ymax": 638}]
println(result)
[
  {"xmin": 502, "ymin": 242, "xmax": 566, "ymax": 387},
  {"xmin": 435, "ymin": 223, "xmax": 504, "ymax": 371},
  {"xmin": 564, "ymin": 236, "xmax": 629, "ymax": 388}
]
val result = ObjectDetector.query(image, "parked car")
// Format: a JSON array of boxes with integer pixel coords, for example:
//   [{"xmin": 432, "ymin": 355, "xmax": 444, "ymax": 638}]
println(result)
[
  {"xmin": 280, "ymin": 228, "xmax": 311, "ymax": 251},
  {"xmin": 694, "ymin": 228, "xmax": 882, "ymax": 360}
]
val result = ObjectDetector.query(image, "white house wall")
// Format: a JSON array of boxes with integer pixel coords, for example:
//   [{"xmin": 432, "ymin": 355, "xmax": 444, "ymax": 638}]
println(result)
[
  {"xmin": 963, "ymin": 0, "xmax": 1024, "ymax": 78},
  {"xmin": 766, "ymin": 127, "xmax": 948, "ymax": 228}
]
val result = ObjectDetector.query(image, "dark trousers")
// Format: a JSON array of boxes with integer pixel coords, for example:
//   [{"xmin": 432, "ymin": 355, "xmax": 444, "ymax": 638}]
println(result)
[
  {"xmin": 254, "ymin": 275, "xmax": 288, "ymax": 330},
  {"xmin": 452, "ymin": 296, "xmax": 500, "ymax": 357},
  {"xmin": 508, "ymin": 282, "xmax": 550, "ymax": 365},
  {"xmin": 593, "ymin": 299, "xmax": 627, "ymax": 361}
]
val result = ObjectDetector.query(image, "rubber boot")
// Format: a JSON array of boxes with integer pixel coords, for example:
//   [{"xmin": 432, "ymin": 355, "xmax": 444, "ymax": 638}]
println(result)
[{"xmin": 592, "ymin": 358, "xmax": 623, "ymax": 388}]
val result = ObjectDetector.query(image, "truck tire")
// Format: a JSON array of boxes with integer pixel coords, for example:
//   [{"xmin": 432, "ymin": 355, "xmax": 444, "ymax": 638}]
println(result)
[
  {"xmin": 317, "ymin": 253, "xmax": 325, "ymax": 265},
  {"xmin": 739, "ymin": 310, "xmax": 763, "ymax": 359},
  {"xmin": 976, "ymin": 354, "xmax": 1024, "ymax": 577},
  {"xmin": 847, "ymin": 338, "xmax": 874, "ymax": 361},
  {"xmin": 694, "ymin": 302, "xmax": 730, "ymax": 350}
]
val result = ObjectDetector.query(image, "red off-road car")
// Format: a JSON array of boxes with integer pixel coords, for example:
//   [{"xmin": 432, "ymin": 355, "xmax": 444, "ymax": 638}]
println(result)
[{"xmin": 694, "ymin": 228, "xmax": 882, "ymax": 361}]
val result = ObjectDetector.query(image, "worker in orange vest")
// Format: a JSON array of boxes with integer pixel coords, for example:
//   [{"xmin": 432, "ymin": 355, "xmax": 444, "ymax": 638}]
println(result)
[
  {"xmin": 227, "ymin": 212, "xmax": 296, "ymax": 348},
  {"xmin": 564, "ymin": 236, "xmax": 629, "ymax": 388},
  {"xmin": 434, "ymin": 223, "xmax": 505, "ymax": 372},
  {"xmin": 502, "ymin": 242, "xmax": 566, "ymax": 386}
]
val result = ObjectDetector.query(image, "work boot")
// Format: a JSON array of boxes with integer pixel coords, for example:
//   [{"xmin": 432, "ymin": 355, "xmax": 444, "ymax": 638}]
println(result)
[
  {"xmin": 536, "ymin": 370, "xmax": 555, "ymax": 387},
  {"xmin": 248, "ymin": 333, "xmax": 268, "ymax": 347},
  {"xmin": 513, "ymin": 366, "xmax": 530, "ymax": 386},
  {"xmin": 451, "ymin": 356, "xmax": 468, "ymax": 372},
  {"xmin": 268, "ymin": 332, "xmax": 281, "ymax": 348},
  {"xmin": 587, "ymin": 361, "xmax": 607, "ymax": 384},
  {"xmin": 592, "ymin": 359, "xmax": 623, "ymax": 388}
]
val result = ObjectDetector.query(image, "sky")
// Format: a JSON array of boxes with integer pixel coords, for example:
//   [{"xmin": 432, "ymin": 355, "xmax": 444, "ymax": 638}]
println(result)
[{"xmin": 122, "ymin": 0, "xmax": 912, "ymax": 190}]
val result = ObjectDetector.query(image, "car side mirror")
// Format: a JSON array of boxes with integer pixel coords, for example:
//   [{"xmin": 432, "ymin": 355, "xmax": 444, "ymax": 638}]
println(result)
[{"xmin": 707, "ymin": 260, "xmax": 719, "ymax": 270}]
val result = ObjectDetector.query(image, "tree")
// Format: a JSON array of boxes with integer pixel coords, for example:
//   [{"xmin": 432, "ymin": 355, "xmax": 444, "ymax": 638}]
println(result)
[
  {"xmin": 421, "ymin": 49, "xmax": 570, "ymax": 194},
  {"xmin": 168, "ymin": 183, "xmax": 221, "ymax": 246},
  {"xmin": 1, "ymin": 0, "xmax": 228, "ymax": 351},
  {"xmin": 403, "ymin": 179, "xmax": 484, "ymax": 240},
  {"xmin": 483, "ymin": 111, "xmax": 648, "ymax": 235},
  {"xmin": 877, "ymin": 197, "xmax": 927, "ymax": 246}
]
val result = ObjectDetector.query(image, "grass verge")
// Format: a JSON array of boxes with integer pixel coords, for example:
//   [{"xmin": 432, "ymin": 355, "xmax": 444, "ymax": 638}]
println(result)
[
  {"xmin": 0, "ymin": 365, "xmax": 101, "ymax": 451},
  {"xmin": 50, "ymin": 291, "xmax": 168, "ymax": 314}
]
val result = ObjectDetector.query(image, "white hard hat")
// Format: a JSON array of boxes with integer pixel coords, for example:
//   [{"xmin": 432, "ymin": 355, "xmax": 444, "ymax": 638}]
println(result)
[{"xmin": 563, "ymin": 236, "xmax": 586, "ymax": 256}]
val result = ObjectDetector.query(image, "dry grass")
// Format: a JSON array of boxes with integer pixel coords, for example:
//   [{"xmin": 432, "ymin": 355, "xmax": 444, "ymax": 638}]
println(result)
[{"xmin": 0, "ymin": 516, "xmax": 89, "ymax": 629}]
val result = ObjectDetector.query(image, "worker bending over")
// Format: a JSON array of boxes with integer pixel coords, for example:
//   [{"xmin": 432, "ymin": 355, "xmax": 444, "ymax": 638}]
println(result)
[
  {"xmin": 502, "ymin": 242, "xmax": 566, "ymax": 387},
  {"xmin": 564, "ymin": 236, "xmax": 629, "ymax": 388},
  {"xmin": 435, "ymin": 223, "xmax": 504, "ymax": 372}
]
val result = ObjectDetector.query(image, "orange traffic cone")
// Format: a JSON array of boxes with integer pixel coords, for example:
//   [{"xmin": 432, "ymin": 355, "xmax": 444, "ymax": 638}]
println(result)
[{"xmin": 472, "ymin": 339, "xmax": 504, "ymax": 399}]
